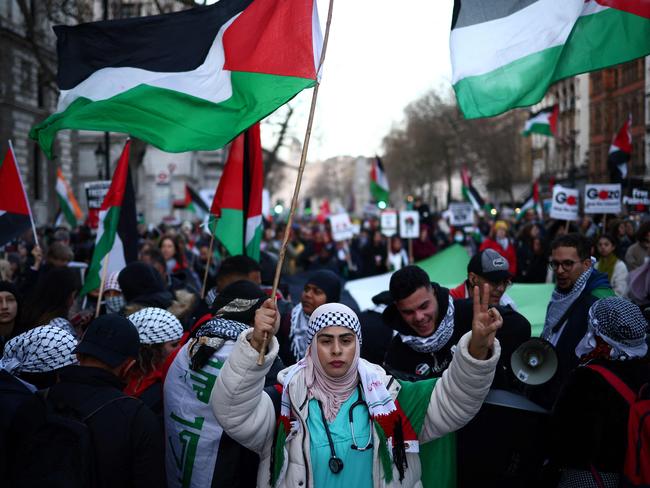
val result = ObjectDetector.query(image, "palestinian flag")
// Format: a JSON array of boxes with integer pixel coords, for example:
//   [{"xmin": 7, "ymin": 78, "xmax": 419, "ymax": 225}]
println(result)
[
  {"xmin": 81, "ymin": 141, "xmax": 138, "ymax": 295},
  {"xmin": 176, "ymin": 184, "xmax": 210, "ymax": 219},
  {"xmin": 370, "ymin": 156, "xmax": 390, "ymax": 204},
  {"xmin": 522, "ymin": 105, "xmax": 559, "ymax": 137},
  {"xmin": 608, "ymin": 114, "xmax": 632, "ymax": 183},
  {"xmin": 30, "ymin": 0, "xmax": 323, "ymax": 158},
  {"xmin": 0, "ymin": 145, "xmax": 33, "ymax": 246},
  {"xmin": 209, "ymin": 123, "xmax": 263, "ymax": 261},
  {"xmin": 461, "ymin": 167, "xmax": 485, "ymax": 212},
  {"xmin": 517, "ymin": 180, "xmax": 542, "ymax": 220},
  {"xmin": 451, "ymin": 0, "xmax": 650, "ymax": 119},
  {"xmin": 56, "ymin": 167, "xmax": 84, "ymax": 227}
]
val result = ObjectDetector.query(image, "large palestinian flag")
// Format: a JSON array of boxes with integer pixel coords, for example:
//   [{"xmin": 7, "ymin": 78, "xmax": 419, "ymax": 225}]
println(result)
[
  {"xmin": 30, "ymin": 0, "xmax": 323, "ymax": 158},
  {"xmin": 608, "ymin": 114, "xmax": 632, "ymax": 183},
  {"xmin": 56, "ymin": 167, "xmax": 84, "ymax": 227},
  {"xmin": 451, "ymin": 0, "xmax": 650, "ymax": 118},
  {"xmin": 370, "ymin": 156, "xmax": 390, "ymax": 204},
  {"xmin": 522, "ymin": 105, "xmax": 558, "ymax": 137},
  {"xmin": 209, "ymin": 123, "xmax": 263, "ymax": 261},
  {"xmin": 0, "ymin": 146, "xmax": 32, "ymax": 246},
  {"xmin": 81, "ymin": 141, "xmax": 138, "ymax": 295}
]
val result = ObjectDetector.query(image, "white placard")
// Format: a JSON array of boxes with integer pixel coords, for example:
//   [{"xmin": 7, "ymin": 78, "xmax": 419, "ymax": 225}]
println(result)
[
  {"xmin": 584, "ymin": 184, "xmax": 621, "ymax": 214},
  {"xmin": 380, "ymin": 210, "xmax": 398, "ymax": 237},
  {"xmin": 399, "ymin": 211, "xmax": 420, "ymax": 239},
  {"xmin": 329, "ymin": 213, "xmax": 354, "ymax": 242},
  {"xmin": 550, "ymin": 186, "xmax": 579, "ymax": 221},
  {"xmin": 448, "ymin": 203, "xmax": 474, "ymax": 226},
  {"xmin": 623, "ymin": 188, "xmax": 650, "ymax": 206}
]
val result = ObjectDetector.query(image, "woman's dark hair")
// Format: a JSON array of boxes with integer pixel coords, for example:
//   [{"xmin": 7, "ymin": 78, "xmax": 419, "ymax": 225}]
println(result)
[
  {"xmin": 21, "ymin": 267, "xmax": 82, "ymax": 329},
  {"xmin": 597, "ymin": 233, "xmax": 618, "ymax": 248},
  {"xmin": 636, "ymin": 222, "xmax": 650, "ymax": 242},
  {"xmin": 159, "ymin": 234, "xmax": 186, "ymax": 268},
  {"xmin": 136, "ymin": 343, "xmax": 167, "ymax": 376}
]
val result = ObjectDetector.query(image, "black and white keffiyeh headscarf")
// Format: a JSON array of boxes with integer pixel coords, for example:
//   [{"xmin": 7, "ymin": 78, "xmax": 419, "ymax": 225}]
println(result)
[
  {"xmin": 0, "ymin": 325, "xmax": 78, "ymax": 374},
  {"xmin": 306, "ymin": 302, "xmax": 362, "ymax": 345},
  {"xmin": 575, "ymin": 297, "xmax": 648, "ymax": 360},
  {"xmin": 128, "ymin": 307, "xmax": 183, "ymax": 345},
  {"xmin": 399, "ymin": 295, "xmax": 455, "ymax": 353},
  {"xmin": 47, "ymin": 317, "xmax": 78, "ymax": 339}
]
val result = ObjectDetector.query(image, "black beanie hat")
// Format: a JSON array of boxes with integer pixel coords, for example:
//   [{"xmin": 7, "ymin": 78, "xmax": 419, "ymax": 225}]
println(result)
[
  {"xmin": 0, "ymin": 281, "xmax": 20, "ymax": 316},
  {"xmin": 118, "ymin": 262, "xmax": 166, "ymax": 302},
  {"xmin": 210, "ymin": 279, "xmax": 267, "ymax": 324},
  {"xmin": 306, "ymin": 270, "xmax": 341, "ymax": 303}
]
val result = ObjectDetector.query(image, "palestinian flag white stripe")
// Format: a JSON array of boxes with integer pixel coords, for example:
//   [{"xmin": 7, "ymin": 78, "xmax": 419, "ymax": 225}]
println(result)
[{"xmin": 451, "ymin": 0, "xmax": 650, "ymax": 118}]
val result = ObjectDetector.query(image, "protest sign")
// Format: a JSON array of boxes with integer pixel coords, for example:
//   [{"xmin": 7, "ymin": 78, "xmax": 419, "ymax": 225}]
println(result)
[
  {"xmin": 550, "ymin": 186, "xmax": 579, "ymax": 221},
  {"xmin": 380, "ymin": 209, "xmax": 398, "ymax": 237},
  {"xmin": 84, "ymin": 180, "xmax": 111, "ymax": 209},
  {"xmin": 329, "ymin": 213, "xmax": 354, "ymax": 242},
  {"xmin": 623, "ymin": 188, "xmax": 650, "ymax": 206},
  {"xmin": 448, "ymin": 203, "xmax": 474, "ymax": 226},
  {"xmin": 584, "ymin": 184, "xmax": 621, "ymax": 214},
  {"xmin": 400, "ymin": 211, "xmax": 420, "ymax": 239}
]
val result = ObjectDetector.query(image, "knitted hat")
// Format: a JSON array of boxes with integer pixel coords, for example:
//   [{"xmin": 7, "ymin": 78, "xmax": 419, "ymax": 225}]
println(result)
[
  {"xmin": 494, "ymin": 220, "xmax": 509, "ymax": 231},
  {"xmin": 305, "ymin": 270, "xmax": 341, "ymax": 302}
]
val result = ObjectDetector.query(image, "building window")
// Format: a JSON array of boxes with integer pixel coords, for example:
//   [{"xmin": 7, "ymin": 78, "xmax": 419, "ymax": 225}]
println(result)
[{"xmin": 20, "ymin": 59, "xmax": 32, "ymax": 94}]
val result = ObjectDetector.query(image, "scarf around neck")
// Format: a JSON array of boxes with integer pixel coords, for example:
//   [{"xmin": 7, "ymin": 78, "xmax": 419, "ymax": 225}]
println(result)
[
  {"xmin": 399, "ymin": 295, "xmax": 455, "ymax": 353},
  {"xmin": 289, "ymin": 303, "xmax": 311, "ymax": 360},
  {"xmin": 597, "ymin": 253, "xmax": 618, "ymax": 283},
  {"xmin": 542, "ymin": 265, "xmax": 593, "ymax": 340}
]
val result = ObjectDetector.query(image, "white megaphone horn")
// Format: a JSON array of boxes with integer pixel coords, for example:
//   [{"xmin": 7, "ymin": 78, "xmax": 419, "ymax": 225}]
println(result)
[{"xmin": 510, "ymin": 338, "xmax": 558, "ymax": 386}]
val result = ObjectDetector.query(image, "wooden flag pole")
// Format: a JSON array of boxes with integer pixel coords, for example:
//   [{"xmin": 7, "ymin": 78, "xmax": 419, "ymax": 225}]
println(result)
[
  {"xmin": 257, "ymin": 0, "xmax": 335, "ymax": 366},
  {"xmin": 95, "ymin": 254, "xmax": 110, "ymax": 318},
  {"xmin": 8, "ymin": 140, "xmax": 39, "ymax": 248},
  {"xmin": 201, "ymin": 233, "xmax": 215, "ymax": 299}
]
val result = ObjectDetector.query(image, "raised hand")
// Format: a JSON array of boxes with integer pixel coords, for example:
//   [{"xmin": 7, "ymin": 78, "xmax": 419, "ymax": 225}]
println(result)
[
  {"xmin": 250, "ymin": 298, "xmax": 279, "ymax": 354},
  {"xmin": 468, "ymin": 284, "xmax": 503, "ymax": 360}
]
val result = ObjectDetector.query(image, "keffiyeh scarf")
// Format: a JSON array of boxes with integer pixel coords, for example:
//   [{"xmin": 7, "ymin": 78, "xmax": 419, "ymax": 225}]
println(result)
[
  {"xmin": 399, "ymin": 295, "xmax": 455, "ymax": 353},
  {"xmin": 289, "ymin": 303, "xmax": 311, "ymax": 360},
  {"xmin": 542, "ymin": 266, "xmax": 593, "ymax": 341},
  {"xmin": 189, "ymin": 318, "xmax": 249, "ymax": 371},
  {"xmin": 575, "ymin": 297, "xmax": 648, "ymax": 360},
  {"xmin": 128, "ymin": 307, "xmax": 183, "ymax": 344},
  {"xmin": 0, "ymin": 325, "xmax": 78, "ymax": 374}
]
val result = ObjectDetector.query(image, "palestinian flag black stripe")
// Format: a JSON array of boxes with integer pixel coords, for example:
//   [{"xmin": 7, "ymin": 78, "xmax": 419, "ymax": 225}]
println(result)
[
  {"xmin": 56, "ymin": 0, "xmax": 252, "ymax": 89},
  {"xmin": 119, "ymin": 166, "xmax": 139, "ymax": 264},
  {"xmin": 452, "ymin": 0, "xmax": 538, "ymax": 29}
]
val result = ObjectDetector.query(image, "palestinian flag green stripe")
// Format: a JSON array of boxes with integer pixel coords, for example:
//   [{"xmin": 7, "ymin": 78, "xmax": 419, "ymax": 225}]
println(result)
[
  {"xmin": 453, "ymin": 5, "xmax": 650, "ymax": 118},
  {"xmin": 370, "ymin": 180, "xmax": 390, "ymax": 204},
  {"xmin": 57, "ymin": 194, "xmax": 79, "ymax": 228},
  {"xmin": 81, "ymin": 206, "xmax": 120, "ymax": 295},
  {"xmin": 32, "ymin": 72, "xmax": 313, "ymax": 157},
  {"xmin": 523, "ymin": 122, "xmax": 554, "ymax": 137},
  {"xmin": 211, "ymin": 208, "xmax": 244, "ymax": 257}
]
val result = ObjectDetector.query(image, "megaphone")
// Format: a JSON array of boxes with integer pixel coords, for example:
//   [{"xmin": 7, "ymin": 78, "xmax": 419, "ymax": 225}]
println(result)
[{"xmin": 510, "ymin": 338, "xmax": 558, "ymax": 386}]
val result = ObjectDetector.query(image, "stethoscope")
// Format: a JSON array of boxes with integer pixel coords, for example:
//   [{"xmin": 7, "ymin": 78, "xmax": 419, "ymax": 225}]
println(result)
[{"xmin": 317, "ymin": 385, "xmax": 373, "ymax": 475}]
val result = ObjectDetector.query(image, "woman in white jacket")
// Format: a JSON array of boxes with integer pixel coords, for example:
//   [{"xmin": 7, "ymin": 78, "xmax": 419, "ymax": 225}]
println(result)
[{"xmin": 212, "ymin": 286, "xmax": 502, "ymax": 488}]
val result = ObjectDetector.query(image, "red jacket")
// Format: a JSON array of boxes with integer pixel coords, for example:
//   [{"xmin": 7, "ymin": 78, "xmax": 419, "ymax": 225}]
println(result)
[{"xmin": 479, "ymin": 238, "xmax": 517, "ymax": 276}]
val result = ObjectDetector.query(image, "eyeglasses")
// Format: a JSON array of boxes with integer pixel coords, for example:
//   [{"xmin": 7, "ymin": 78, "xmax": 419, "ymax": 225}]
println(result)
[
  {"xmin": 549, "ymin": 259, "xmax": 580, "ymax": 271},
  {"xmin": 487, "ymin": 279, "xmax": 512, "ymax": 289}
]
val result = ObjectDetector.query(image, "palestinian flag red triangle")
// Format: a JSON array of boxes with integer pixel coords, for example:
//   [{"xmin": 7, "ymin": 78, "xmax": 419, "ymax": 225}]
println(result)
[{"xmin": 0, "ymin": 146, "xmax": 33, "ymax": 246}]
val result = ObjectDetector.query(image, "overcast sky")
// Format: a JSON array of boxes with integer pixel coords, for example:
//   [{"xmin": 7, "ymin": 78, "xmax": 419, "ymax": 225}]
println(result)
[{"xmin": 300, "ymin": 0, "xmax": 455, "ymax": 161}]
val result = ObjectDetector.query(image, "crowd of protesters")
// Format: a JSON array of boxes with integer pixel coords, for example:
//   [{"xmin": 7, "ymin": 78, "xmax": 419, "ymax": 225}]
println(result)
[{"xmin": 0, "ymin": 200, "xmax": 648, "ymax": 488}]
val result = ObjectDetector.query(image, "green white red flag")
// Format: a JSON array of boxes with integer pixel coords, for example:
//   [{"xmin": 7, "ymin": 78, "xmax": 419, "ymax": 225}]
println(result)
[
  {"xmin": 209, "ymin": 123, "xmax": 263, "ymax": 261},
  {"xmin": 370, "ymin": 156, "xmax": 390, "ymax": 204},
  {"xmin": 56, "ymin": 167, "xmax": 84, "ymax": 227},
  {"xmin": 0, "ymin": 144, "xmax": 34, "ymax": 246},
  {"xmin": 31, "ymin": 0, "xmax": 323, "ymax": 158},
  {"xmin": 522, "ymin": 105, "xmax": 558, "ymax": 137},
  {"xmin": 451, "ymin": 0, "xmax": 650, "ymax": 118}
]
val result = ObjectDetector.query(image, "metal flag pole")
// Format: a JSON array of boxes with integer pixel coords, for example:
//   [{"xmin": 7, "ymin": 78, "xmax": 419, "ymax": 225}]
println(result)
[{"xmin": 257, "ymin": 0, "xmax": 335, "ymax": 366}]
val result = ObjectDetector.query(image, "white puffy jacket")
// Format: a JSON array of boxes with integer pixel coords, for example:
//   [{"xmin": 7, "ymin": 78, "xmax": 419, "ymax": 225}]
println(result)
[{"xmin": 211, "ymin": 330, "xmax": 499, "ymax": 488}]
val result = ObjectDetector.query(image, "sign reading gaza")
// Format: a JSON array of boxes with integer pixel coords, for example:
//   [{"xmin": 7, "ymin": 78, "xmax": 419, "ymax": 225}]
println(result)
[
  {"xmin": 584, "ymin": 184, "xmax": 621, "ymax": 214},
  {"xmin": 550, "ymin": 185, "xmax": 579, "ymax": 221}
]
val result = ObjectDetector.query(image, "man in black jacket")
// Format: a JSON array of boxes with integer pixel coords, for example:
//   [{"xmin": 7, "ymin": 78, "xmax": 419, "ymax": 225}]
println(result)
[{"xmin": 10, "ymin": 314, "xmax": 165, "ymax": 488}]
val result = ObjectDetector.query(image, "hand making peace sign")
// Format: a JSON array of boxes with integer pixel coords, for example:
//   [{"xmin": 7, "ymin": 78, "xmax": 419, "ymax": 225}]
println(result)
[{"xmin": 468, "ymin": 284, "xmax": 503, "ymax": 360}]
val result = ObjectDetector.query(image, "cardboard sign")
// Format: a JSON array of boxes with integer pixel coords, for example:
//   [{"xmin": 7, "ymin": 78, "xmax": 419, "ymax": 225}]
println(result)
[
  {"xmin": 584, "ymin": 184, "xmax": 621, "ymax": 214},
  {"xmin": 380, "ymin": 210, "xmax": 398, "ymax": 237},
  {"xmin": 448, "ymin": 203, "xmax": 474, "ymax": 226},
  {"xmin": 550, "ymin": 186, "xmax": 579, "ymax": 221},
  {"xmin": 84, "ymin": 180, "xmax": 111, "ymax": 209},
  {"xmin": 329, "ymin": 213, "xmax": 354, "ymax": 242},
  {"xmin": 400, "ymin": 211, "xmax": 420, "ymax": 239},
  {"xmin": 623, "ymin": 188, "xmax": 650, "ymax": 206}
]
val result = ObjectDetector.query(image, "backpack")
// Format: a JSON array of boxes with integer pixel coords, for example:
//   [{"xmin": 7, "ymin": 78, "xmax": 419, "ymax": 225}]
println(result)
[
  {"xmin": 11, "ymin": 389, "xmax": 129, "ymax": 488},
  {"xmin": 587, "ymin": 364, "xmax": 650, "ymax": 487}
]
